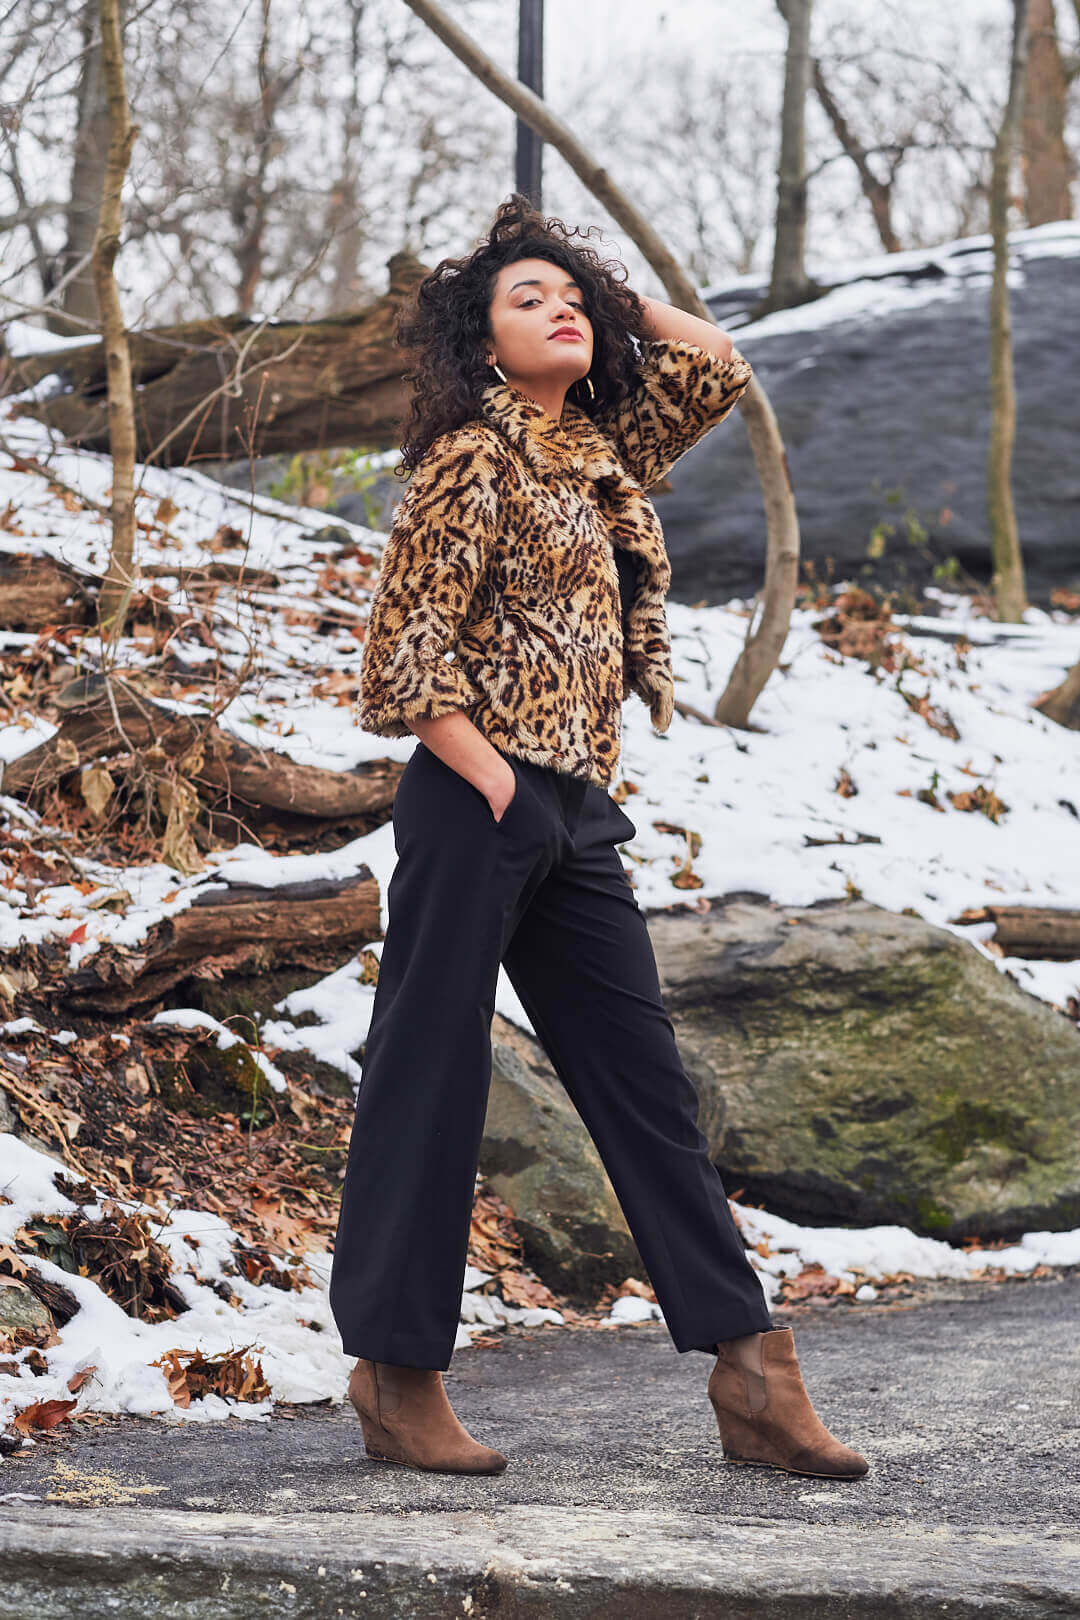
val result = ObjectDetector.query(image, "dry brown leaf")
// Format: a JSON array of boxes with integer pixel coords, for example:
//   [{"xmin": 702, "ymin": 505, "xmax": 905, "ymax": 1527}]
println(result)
[
  {"xmin": 13, "ymin": 1397, "xmax": 78, "ymax": 1434},
  {"xmin": 947, "ymin": 784, "xmax": 1009, "ymax": 823},
  {"xmin": 616, "ymin": 1276, "xmax": 658, "ymax": 1302},
  {"xmin": 782, "ymin": 1266, "xmax": 846, "ymax": 1301},
  {"xmin": 151, "ymin": 1344, "xmax": 270, "ymax": 1406}
]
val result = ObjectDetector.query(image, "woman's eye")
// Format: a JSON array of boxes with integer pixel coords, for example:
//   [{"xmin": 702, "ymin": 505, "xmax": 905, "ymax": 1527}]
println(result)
[{"xmin": 520, "ymin": 297, "xmax": 585, "ymax": 310}]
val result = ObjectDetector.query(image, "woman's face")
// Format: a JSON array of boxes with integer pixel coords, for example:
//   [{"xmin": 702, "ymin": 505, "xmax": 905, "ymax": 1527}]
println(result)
[{"xmin": 485, "ymin": 256, "xmax": 594, "ymax": 389}]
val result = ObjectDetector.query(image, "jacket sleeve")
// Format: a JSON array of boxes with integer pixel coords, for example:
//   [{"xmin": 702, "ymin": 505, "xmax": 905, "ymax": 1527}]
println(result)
[
  {"xmin": 592, "ymin": 336, "xmax": 753, "ymax": 491},
  {"xmin": 356, "ymin": 433, "xmax": 500, "ymax": 738}
]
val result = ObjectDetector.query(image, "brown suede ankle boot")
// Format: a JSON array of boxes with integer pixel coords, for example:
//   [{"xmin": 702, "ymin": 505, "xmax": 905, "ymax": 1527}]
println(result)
[
  {"xmin": 347, "ymin": 1358, "xmax": 508, "ymax": 1475},
  {"xmin": 708, "ymin": 1327, "xmax": 869, "ymax": 1479}
]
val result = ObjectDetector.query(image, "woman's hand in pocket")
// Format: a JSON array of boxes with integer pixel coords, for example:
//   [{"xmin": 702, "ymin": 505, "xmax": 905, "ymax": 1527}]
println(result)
[{"xmin": 404, "ymin": 713, "xmax": 517, "ymax": 823}]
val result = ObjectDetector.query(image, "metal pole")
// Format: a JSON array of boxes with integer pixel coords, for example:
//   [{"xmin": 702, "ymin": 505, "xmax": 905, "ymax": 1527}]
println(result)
[{"xmin": 515, "ymin": 0, "xmax": 544, "ymax": 206}]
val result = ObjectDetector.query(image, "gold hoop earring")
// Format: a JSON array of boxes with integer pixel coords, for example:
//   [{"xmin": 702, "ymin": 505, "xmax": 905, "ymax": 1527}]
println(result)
[
  {"xmin": 584, "ymin": 375, "xmax": 595, "ymax": 401},
  {"xmin": 488, "ymin": 358, "xmax": 508, "ymax": 384}
]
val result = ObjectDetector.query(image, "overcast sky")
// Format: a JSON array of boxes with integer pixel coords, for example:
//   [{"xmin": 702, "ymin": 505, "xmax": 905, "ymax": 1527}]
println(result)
[{"xmin": 543, "ymin": 0, "xmax": 1011, "ymax": 70}]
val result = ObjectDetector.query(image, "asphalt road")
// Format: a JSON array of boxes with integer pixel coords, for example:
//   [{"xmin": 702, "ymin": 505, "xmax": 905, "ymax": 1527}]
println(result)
[{"xmin": 0, "ymin": 1273, "xmax": 1077, "ymax": 1618}]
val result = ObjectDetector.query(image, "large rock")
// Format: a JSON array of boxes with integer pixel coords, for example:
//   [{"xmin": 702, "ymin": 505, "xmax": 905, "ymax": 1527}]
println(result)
[
  {"xmin": 650, "ymin": 895, "xmax": 1080, "ymax": 1239},
  {"xmin": 664, "ymin": 222, "xmax": 1080, "ymax": 606},
  {"xmin": 478, "ymin": 896, "xmax": 1079, "ymax": 1285}
]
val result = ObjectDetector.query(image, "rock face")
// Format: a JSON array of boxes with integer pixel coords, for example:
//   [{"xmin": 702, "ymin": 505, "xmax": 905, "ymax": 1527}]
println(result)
[
  {"xmin": 649, "ymin": 896, "xmax": 1080, "ymax": 1240},
  {"xmin": 663, "ymin": 223, "xmax": 1080, "ymax": 606},
  {"xmin": 479, "ymin": 898, "xmax": 1080, "ymax": 1273}
]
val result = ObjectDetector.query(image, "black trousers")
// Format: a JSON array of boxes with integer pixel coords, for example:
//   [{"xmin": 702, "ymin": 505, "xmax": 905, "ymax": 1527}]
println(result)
[{"xmin": 329, "ymin": 741, "xmax": 772, "ymax": 1369}]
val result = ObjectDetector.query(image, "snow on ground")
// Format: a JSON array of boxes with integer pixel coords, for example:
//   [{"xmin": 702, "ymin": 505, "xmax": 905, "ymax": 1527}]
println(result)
[
  {"xmin": 0, "ymin": 376, "xmax": 1078, "ymax": 1426},
  {"xmin": 706, "ymin": 218, "xmax": 1080, "ymax": 339},
  {"xmin": 0, "ymin": 1132, "xmax": 564, "ymax": 1429}
]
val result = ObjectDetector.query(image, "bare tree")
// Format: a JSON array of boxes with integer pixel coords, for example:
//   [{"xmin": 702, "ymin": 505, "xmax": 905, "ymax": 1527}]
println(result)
[
  {"xmin": 588, "ymin": 52, "xmax": 778, "ymax": 285},
  {"xmin": 91, "ymin": 0, "xmax": 139, "ymax": 642},
  {"xmin": 121, "ymin": 0, "xmax": 503, "ymax": 323},
  {"xmin": 0, "ymin": 0, "xmax": 506, "ymax": 335},
  {"xmin": 0, "ymin": 0, "xmax": 86, "ymax": 317},
  {"xmin": 3, "ymin": 2, "xmax": 1031, "ymax": 341},
  {"xmin": 798, "ymin": 8, "xmax": 1028, "ymax": 258},
  {"xmin": 319, "ymin": 0, "xmax": 373, "ymax": 314},
  {"xmin": 988, "ymin": 0, "xmax": 1031, "ymax": 624},
  {"xmin": 809, "ymin": 55, "xmax": 902, "ymax": 253},
  {"xmin": 229, "ymin": 0, "xmax": 301, "ymax": 315},
  {"xmin": 398, "ymin": 0, "xmax": 800, "ymax": 732},
  {"xmin": 1022, "ymin": 0, "xmax": 1074, "ymax": 223}
]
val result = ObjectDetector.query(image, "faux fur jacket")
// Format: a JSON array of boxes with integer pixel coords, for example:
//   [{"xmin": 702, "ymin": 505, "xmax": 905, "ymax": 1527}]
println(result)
[{"xmin": 356, "ymin": 336, "xmax": 753, "ymax": 787}]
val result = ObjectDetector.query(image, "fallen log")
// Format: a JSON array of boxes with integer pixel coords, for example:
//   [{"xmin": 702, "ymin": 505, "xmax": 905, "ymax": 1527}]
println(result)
[
  {"xmin": 0, "ymin": 673, "xmax": 399, "ymax": 825},
  {"xmin": 5, "ymin": 253, "xmax": 428, "ymax": 466},
  {"xmin": 0, "ymin": 553, "xmax": 184, "ymax": 638},
  {"xmin": 950, "ymin": 905, "xmax": 1080, "ymax": 961},
  {"xmin": 139, "ymin": 561, "xmax": 282, "ymax": 590},
  {"xmin": 18, "ymin": 870, "xmax": 381, "ymax": 1012},
  {"xmin": 0, "ymin": 553, "xmax": 97, "ymax": 629}
]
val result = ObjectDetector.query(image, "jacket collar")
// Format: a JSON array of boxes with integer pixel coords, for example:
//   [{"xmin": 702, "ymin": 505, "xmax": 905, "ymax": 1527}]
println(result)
[
  {"xmin": 476, "ymin": 378, "xmax": 672, "ymax": 585},
  {"xmin": 478, "ymin": 381, "xmax": 627, "ymax": 484}
]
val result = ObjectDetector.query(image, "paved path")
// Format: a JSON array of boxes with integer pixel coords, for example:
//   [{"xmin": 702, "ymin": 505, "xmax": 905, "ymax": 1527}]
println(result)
[{"xmin": 0, "ymin": 1273, "xmax": 1077, "ymax": 1617}]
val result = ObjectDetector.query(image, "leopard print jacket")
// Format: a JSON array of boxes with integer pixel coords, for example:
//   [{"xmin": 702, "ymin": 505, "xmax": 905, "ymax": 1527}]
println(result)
[{"xmin": 356, "ymin": 337, "xmax": 753, "ymax": 786}]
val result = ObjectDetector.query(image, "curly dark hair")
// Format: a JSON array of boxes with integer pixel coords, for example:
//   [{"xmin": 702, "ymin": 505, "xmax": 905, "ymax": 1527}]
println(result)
[{"xmin": 392, "ymin": 193, "xmax": 653, "ymax": 477}]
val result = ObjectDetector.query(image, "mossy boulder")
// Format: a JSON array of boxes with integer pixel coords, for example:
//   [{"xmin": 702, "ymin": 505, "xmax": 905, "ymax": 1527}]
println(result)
[
  {"xmin": 477, "ymin": 897, "xmax": 1079, "ymax": 1282},
  {"xmin": 648, "ymin": 896, "xmax": 1080, "ymax": 1239},
  {"xmin": 0, "ymin": 1282, "xmax": 55, "ymax": 1341}
]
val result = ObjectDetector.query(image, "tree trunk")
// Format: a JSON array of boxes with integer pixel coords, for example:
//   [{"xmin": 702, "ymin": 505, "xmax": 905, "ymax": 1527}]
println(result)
[
  {"xmin": 232, "ymin": 0, "xmax": 297, "ymax": 316},
  {"xmin": 321, "ymin": 2, "xmax": 371, "ymax": 316},
  {"xmin": 1033, "ymin": 658, "xmax": 1080, "ymax": 728},
  {"xmin": 1, "ymin": 675, "xmax": 399, "ymax": 827},
  {"xmin": 398, "ymin": 0, "xmax": 801, "ymax": 731},
  {"xmin": 90, "ymin": 0, "xmax": 138, "ymax": 644},
  {"xmin": 769, "ymin": 0, "xmax": 815, "ymax": 309},
  {"xmin": 713, "ymin": 383, "xmax": 800, "ymax": 727},
  {"xmin": 0, "ymin": 553, "xmax": 98, "ymax": 630},
  {"xmin": 53, "ymin": 0, "xmax": 124, "ymax": 335},
  {"xmin": 988, "ymin": 0, "xmax": 1031, "ymax": 624},
  {"xmin": 1022, "ymin": 0, "xmax": 1073, "ymax": 225}
]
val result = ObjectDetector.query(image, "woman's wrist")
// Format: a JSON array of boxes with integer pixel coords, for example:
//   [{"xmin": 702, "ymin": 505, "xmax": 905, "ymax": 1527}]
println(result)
[
  {"xmin": 408, "ymin": 713, "xmax": 514, "ymax": 804},
  {"xmin": 637, "ymin": 293, "xmax": 735, "ymax": 363}
]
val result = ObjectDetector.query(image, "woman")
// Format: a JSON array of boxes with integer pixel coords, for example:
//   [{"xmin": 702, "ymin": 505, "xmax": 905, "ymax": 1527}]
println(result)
[{"xmin": 330, "ymin": 195, "xmax": 868, "ymax": 1483}]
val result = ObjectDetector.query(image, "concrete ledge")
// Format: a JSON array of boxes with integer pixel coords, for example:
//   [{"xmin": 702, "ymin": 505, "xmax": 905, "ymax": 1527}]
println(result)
[{"xmin": 2, "ymin": 1503, "xmax": 1078, "ymax": 1619}]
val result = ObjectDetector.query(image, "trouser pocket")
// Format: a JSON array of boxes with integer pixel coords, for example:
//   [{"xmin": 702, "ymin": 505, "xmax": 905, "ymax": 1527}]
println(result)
[{"xmin": 488, "ymin": 752, "xmax": 526, "ymax": 831}]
